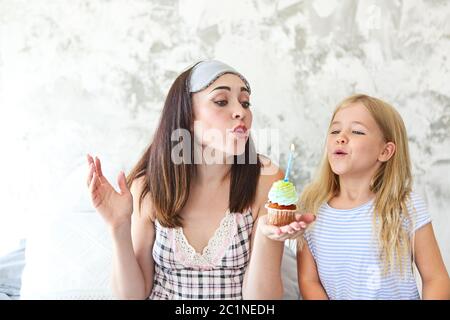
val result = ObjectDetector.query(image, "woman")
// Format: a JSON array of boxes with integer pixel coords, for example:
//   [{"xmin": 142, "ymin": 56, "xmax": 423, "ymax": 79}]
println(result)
[{"xmin": 86, "ymin": 60, "xmax": 315, "ymax": 299}]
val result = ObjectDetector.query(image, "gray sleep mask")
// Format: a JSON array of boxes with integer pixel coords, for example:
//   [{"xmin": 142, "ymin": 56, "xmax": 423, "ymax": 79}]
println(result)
[{"xmin": 188, "ymin": 60, "xmax": 251, "ymax": 94}]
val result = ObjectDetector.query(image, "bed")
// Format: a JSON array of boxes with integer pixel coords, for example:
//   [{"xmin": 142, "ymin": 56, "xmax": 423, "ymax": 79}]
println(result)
[{"xmin": 0, "ymin": 211, "xmax": 300, "ymax": 300}]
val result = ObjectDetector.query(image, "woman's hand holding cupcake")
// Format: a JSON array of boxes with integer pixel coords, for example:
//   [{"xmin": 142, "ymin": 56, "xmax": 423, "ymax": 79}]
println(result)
[
  {"xmin": 258, "ymin": 212, "xmax": 315, "ymax": 241},
  {"xmin": 260, "ymin": 179, "xmax": 315, "ymax": 241}
]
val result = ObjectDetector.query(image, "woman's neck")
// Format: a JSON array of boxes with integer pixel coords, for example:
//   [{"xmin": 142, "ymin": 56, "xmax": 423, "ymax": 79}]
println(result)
[
  {"xmin": 195, "ymin": 162, "xmax": 231, "ymax": 187},
  {"xmin": 193, "ymin": 144, "xmax": 233, "ymax": 186}
]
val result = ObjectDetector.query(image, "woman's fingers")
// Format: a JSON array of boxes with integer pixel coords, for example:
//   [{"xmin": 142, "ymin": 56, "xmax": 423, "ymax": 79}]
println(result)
[
  {"xmin": 88, "ymin": 155, "xmax": 110, "ymax": 187},
  {"xmin": 89, "ymin": 171, "xmax": 98, "ymax": 194},
  {"xmin": 261, "ymin": 214, "xmax": 309, "ymax": 241},
  {"xmin": 263, "ymin": 223, "xmax": 281, "ymax": 236},
  {"xmin": 95, "ymin": 156, "xmax": 104, "ymax": 178},
  {"xmin": 87, "ymin": 154, "xmax": 94, "ymax": 187},
  {"xmin": 259, "ymin": 216, "xmax": 282, "ymax": 237},
  {"xmin": 269, "ymin": 233, "xmax": 290, "ymax": 241},
  {"xmin": 87, "ymin": 153, "xmax": 94, "ymax": 165},
  {"xmin": 295, "ymin": 213, "xmax": 316, "ymax": 224},
  {"xmin": 280, "ymin": 225, "xmax": 295, "ymax": 234},
  {"xmin": 87, "ymin": 162, "xmax": 94, "ymax": 188},
  {"xmin": 117, "ymin": 171, "xmax": 130, "ymax": 195},
  {"xmin": 89, "ymin": 172, "xmax": 105, "ymax": 208},
  {"xmin": 289, "ymin": 221, "xmax": 306, "ymax": 231}
]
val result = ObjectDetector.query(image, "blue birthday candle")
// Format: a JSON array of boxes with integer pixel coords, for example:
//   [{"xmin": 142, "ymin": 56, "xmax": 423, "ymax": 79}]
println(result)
[{"xmin": 284, "ymin": 144, "xmax": 295, "ymax": 182}]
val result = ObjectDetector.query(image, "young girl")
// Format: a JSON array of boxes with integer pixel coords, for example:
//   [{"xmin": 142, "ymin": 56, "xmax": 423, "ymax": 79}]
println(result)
[
  {"xmin": 86, "ymin": 60, "xmax": 314, "ymax": 299},
  {"xmin": 297, "ymin": 94, "xmax": 450, "ymax": 300}
]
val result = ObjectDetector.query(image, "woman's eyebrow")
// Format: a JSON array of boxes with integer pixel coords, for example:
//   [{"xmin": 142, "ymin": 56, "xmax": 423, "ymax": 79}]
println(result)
[
  {"xmin": 209, "ymin": 86, "xmax": 250, "ymax": 93},
  {"xmin": 210, "ymin": 86, "xmax": 231, "ymax": 93}
]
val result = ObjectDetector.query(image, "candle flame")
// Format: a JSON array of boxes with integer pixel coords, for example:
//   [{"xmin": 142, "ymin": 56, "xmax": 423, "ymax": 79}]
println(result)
[{"xmin": 290, "ymin": 144, "xmax": 295, "ymax": 152}]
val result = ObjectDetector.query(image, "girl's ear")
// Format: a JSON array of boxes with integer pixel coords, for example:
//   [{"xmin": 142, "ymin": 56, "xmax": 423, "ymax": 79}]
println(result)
[{"xmin": 379, "ymin": 142, "xmax": 396, "ymax": 162}]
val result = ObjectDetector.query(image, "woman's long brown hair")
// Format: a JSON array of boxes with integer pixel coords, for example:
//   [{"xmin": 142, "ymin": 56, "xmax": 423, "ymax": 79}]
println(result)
[{"xmin": 126, "ymin": 66, "xmax": 261, "ymax": 228}]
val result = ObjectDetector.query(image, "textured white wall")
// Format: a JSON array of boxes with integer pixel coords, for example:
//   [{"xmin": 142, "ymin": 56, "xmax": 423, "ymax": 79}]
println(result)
[{"xmin": 0, "ymin": 0, "xmax": 449, "ymax": 272}]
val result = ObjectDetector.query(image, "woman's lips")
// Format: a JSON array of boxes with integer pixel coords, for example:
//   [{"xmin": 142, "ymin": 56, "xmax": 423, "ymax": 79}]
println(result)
[
  {"xmin": 231, "ymin": 130, "xmax": 249, "ymax": 139},
  {"xmin": 233, "ymin": 125, "xmax": 247, "ymax": 133},
  {"xmin": 230, "ymin": 125, "xmax": 249, "ymax": 139}
]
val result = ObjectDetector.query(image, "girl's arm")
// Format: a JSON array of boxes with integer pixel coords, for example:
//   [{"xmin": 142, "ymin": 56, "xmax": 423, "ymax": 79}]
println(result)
[
  {"xmin": 297, "ymin": 241, "xmax": 328, "ymax": 300},
  {"xmin": 413, "ymin": 223, "xmax": 450, "ymax": 299},
  {"xmin": 111, "ymin": 177, "xmax": 155, "ymax": 300}
]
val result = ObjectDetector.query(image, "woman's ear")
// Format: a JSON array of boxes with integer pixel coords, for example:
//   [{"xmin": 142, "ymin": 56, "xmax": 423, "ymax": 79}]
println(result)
[{"xmin": 378, "ymin": 142, "xmax": 396, "ymax": 162}]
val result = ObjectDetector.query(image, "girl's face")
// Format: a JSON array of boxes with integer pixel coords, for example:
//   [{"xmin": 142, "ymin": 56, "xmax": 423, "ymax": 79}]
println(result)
[
  {"xmin": 192, "ymin": 73, "xmax": 252, "ymax": 158},
  {"xmin": 326, "ymin": 102, "xmax": 390, "ymax": 178}
]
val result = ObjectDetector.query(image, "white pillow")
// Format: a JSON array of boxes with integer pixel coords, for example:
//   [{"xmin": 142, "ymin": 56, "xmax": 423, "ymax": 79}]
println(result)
[
  {"xmin": 281, "ymin": 240, "xmax": 301, "ymax": 300},
  {"xmin": 20, "ymin": 211, "xmax": 115, "ymax": 300}
]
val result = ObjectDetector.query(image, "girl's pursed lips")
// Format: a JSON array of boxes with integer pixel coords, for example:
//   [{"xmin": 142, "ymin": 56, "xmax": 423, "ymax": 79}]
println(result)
[{"xmin": 333, "ymin": 148, "xmax": 348, "ymax": 155}]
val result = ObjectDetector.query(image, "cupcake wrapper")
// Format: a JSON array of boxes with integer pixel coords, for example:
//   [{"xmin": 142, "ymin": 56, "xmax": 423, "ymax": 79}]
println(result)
[{"xmin": 265, "ymin": 204, "xmax": 297, "ymax": 226}]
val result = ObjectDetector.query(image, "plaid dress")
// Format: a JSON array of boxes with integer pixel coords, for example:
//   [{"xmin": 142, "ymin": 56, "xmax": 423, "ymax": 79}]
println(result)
[{"xmin": 149, "ymin": 210, "xmax": 253, "ymax": 299}]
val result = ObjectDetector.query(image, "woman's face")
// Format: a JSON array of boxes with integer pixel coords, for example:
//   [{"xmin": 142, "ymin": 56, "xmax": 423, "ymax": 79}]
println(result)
[{"xmin": 191, "ymin": 73, "xmax": 252, "ymax": 160}]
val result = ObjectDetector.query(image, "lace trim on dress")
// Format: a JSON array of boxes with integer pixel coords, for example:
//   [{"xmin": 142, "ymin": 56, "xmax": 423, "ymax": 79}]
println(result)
[{"xmin": 172, "ymin": 210, "xmax": 238, "ymax": 270}]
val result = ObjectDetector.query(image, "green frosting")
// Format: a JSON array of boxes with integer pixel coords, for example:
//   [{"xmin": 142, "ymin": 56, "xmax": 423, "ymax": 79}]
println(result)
[{"xmin": 268, "ymin": 180, "xmax": 298, "ymax": 206}]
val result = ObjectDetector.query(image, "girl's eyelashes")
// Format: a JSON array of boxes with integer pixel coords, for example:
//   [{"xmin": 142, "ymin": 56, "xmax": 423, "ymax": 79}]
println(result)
[{"xmin": 330, "ymin": 129, "xmax": 366, "ymax": 135}]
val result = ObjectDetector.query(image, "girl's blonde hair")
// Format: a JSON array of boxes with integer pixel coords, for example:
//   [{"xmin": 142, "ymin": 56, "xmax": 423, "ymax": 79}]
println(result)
[{"xmin": 301, "ymin": 94, "xmax": 413, "ymax": 274}]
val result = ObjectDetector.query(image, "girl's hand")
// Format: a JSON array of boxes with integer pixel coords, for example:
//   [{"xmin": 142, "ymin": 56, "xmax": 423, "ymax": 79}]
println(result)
[
  {"xmin": 86, "ymin": 154, "xmax": 133, "ymax": 229},
  {"xmin": 258, "ymin": 213, "xmax": 316, "ymax": 241}
]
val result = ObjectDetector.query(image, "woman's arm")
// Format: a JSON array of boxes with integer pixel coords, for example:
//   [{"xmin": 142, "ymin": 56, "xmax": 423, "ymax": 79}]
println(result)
[
  {"xmin": 413, "ymin": 223, "xmax": 450, "ymax": 299},
  {"xmin": 242, "ymin": 215, "xmax": 286, "ymax": 299},
  {"xmin": 297, "ymin": 241, "xmax": 328, "ymax": 300},
  {"xmin": 242, "ymin": 158, "xmax": 315, "ymax": 299},
  {"xmin": 242, "ymin": 168, "xmax": 286, "ymax": 299},
  {"xmin": 111, "ymin": 177, "xmax": 155, "ymax": 300},
  {"xmin": 87, "ymin": 155, "xmax": 153, "ymax": 299},
  {"xmin": 242, "ymin": 200, "xmax": 313, "ymax": 299}
]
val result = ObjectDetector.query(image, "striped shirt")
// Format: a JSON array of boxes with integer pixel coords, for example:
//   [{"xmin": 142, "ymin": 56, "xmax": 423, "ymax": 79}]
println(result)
[{"xmin": 304, "ymin": 192, "xmax": 431, "ymax": 300}]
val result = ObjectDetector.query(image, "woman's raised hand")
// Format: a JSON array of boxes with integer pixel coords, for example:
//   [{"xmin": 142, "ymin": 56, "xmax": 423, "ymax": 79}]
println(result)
[{"xmin": 86, "ymin": 154, "xmax": 133, "ymax": 229}]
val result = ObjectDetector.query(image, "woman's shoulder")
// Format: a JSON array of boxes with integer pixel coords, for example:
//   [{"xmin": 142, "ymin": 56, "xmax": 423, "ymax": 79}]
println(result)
[
  {"xmin": 258, "ymin": 154, "xmax": 284, "ymax": 182},
  {"xmin": 252, "ymin": 155, "xmax": 285, "ymax": 217},
  {"xmin": 130, "ymin": 175, "xmax": 156, "ymax": 222}
]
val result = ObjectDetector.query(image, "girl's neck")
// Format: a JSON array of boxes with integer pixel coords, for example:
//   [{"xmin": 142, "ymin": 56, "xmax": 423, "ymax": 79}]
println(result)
[{"xmin": 331, "ymin": 174, "xmax": 376, "ymax": 208}]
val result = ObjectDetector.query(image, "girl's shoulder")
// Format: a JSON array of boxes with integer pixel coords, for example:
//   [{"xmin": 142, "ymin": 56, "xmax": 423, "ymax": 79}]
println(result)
[
  {"xmin": 404, "ymin": 191, "xmax": 429, "ymax": 216},
  {"xmin": 403, "ymin": 191, "xmax": 431, "ymax": 234},
  {"xmin": 406, "ymin": 191, "xmax": 427, "ymax": 206}
]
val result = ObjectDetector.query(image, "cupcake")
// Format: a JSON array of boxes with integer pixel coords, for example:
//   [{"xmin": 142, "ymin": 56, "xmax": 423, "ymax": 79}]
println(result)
[{"xmin": 265, "ymin": 180, "xmax": 299, "ymax": 226}]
